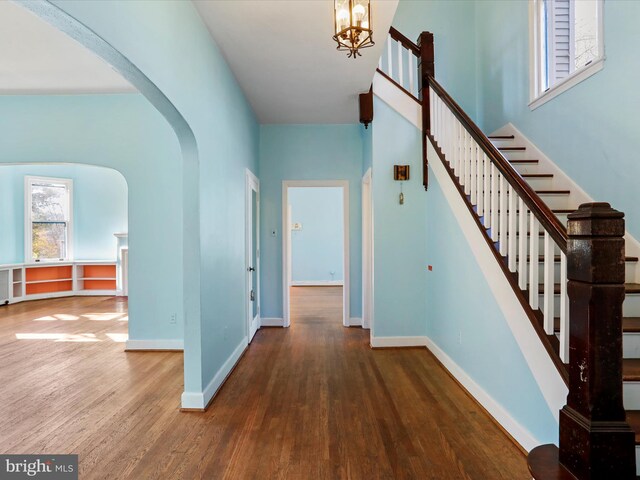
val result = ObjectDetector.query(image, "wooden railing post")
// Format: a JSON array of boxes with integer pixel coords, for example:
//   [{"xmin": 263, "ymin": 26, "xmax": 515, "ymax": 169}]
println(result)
[
  {"xmin": 417, "ymin": 31, "xmax": 434, "ymax": 191},
  {"xmin": 529, "ymin": 202, "xmax": 635, "ymax": 479}
]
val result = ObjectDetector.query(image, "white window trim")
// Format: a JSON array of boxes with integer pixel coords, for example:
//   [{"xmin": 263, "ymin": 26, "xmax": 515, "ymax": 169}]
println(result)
[
  {"xmin": 529, "ymin": 0, "xmax": 605, "ymax": 110},
  {"xmin": 25, "ymin": 176, "xmax": 74, "ymax": 263}
]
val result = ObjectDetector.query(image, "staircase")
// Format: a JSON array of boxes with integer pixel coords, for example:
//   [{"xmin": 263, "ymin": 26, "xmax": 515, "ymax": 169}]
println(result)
[
  {"xmin": 490, "ymin": 132, "xmax": 640, "ymax": 467},
  {"xmin": 371, "ymin": 26, "xmax": 639, "ymax": 478}
]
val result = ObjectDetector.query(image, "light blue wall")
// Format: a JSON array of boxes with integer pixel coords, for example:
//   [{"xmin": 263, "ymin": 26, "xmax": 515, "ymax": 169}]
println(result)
[
  {"xmin": 475, "ymin": 0, "xmax": 640, "ymax": 239},
  {"xmin": 425, "ymin": 164, "xmax": 558, "ymax": 444},
  {"xmin": 259, "ymin": 124, "xmax": 362, "ymax": 319},
  {"xmin": 372, "ymin": 95, "xmax": 557, "ymax": 444},
  {"xmin": 392, "ymin": 0, "xmax": 478, "ymax": 118},
  {"xmin": 371, "ymin": 99, "xmax": 427, "ymax": 338},
  {"xmin": 361, "ymin": 125, "xmax": 372, "ymax": 173},
  {"xmin": 0, "ymin": 164, "xmax": 127, "ymax": 264},
  {"xmin": 37, "ymin": 0, "xmax": 260, "ymax": 396},
  {"xmin": 289, "ymin": 187, "xmax": 344, "ymax": 283},
  {"xmin": 0, "ymin": 94, "xmax": 183, "ymax": 343}
]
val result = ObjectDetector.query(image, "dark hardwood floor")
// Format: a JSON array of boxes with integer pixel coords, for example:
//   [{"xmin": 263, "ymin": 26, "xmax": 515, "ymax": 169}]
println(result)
[{"xmin": 0, "ymin": 291, "xmax": 529, "ymax": 479}]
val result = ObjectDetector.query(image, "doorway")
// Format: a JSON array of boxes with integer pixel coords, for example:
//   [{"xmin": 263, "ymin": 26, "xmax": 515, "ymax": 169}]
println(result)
[
  {"xmin": 282, "ymin": 181, "xmax": 349, "ymax": 327},
  {"xmin": 245, "ymin": 169, "xmax": 260, "ymax": 343}
]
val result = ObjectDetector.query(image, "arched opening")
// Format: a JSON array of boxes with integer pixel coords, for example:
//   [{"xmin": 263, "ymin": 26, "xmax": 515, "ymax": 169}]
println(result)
[{"xmin": 1, "ymin": 1, "xmax": 198, "ymax": 400}]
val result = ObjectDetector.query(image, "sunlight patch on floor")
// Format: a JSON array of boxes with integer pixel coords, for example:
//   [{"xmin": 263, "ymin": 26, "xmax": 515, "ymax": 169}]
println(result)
[{"xmin": 15, "ymin": 332, "xmax": 101, "ymax": 342}]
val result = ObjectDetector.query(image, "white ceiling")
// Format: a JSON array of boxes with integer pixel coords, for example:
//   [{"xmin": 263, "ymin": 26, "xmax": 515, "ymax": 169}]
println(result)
[
  {"xmin": 0, "ymin": 1, "xmax": 135, "ymax": 95},
  {"xmin": 194, "ymin": 0, "xmax": 399, "ymax": 124}
]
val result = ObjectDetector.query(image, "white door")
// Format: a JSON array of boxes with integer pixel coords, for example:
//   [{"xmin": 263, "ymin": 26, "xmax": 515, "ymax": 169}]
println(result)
[{"xmin": 246, "ymin": 170, "xmax": 260, "ymax": 342}]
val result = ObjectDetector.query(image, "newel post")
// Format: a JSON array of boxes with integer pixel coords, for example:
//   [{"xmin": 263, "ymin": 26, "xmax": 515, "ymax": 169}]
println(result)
[
  {"xmin": 417, "ymin": 31, "xmax": 434, "ymax": 191},
  {"xmin": 559, "ymin": 202, "xmax": 635, "ymax": 478},
  {"xmin": 529, "ymin": 202, "xmax": 635, "ymax": 479}
]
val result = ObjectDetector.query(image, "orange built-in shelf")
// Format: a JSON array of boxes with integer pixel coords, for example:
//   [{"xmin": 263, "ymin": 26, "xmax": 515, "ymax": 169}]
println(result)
[
  {"xmin": 25, "ymin": 265, "xmax": 73, "ymax": 282},
  {"xmin": 25, "ymin": 266, "xmax": 74, "ymax": 295},
  {"xmin": 80, "ymin": 264, "xmax": 116, "ymax": 290},
  {"xmin": 83, "ymin": 279, "xmax": 116, "ymax": 290},
  {"xmin": 82, "ymin": 264, "xmax": 116, "ymax": 279}
]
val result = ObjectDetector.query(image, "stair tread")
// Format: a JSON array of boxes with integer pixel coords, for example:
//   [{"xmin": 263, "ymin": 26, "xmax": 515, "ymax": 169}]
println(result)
[
  {"xmin": 553, "ymin": 283, "xmax": 640, "ymax": 295},
  {"xmin": 555, "ymin": 317, "xmax": 640, "ymax": 333},
  {"xmin": 624, "ymin": 359, "xmax": 640, "ymax": 381},
  {"xmin": 499, "ymin": 146, "xmax": 526, "ymax": 151},
  {"xmin": 489, "ymin": 135, "xmax": 515, "ymax": 139},
  {"xmin": 536, "ymin": 190, "xmax": 571, "ymax": 195},
  {"xmin": 522, "ymin": 173, "xmax": 554, "ymax": 178},
  {"xmin": 509, "ymin": 159, "xmax": 539, "ymax": 164},
  {"xmin": 626, "ymin": 410, "xmax": 640, "ymax": 443}
]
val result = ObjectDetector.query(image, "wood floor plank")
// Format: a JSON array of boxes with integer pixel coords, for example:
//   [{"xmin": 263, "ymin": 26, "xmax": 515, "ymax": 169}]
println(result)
[{"xmin": 0, "ymin": 290, "xmax": 529, "ymax": 479}]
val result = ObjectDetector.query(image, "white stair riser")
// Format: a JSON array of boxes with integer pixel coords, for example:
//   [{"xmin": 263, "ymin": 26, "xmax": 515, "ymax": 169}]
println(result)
[
  {"xmin": 534, "ymin": 194, "xmax": 572, "ymax": 210},
  {"xmin": 624, "ymin": 333, "xmax": 640, "ymax": 359},
  {"xmin": 624, "ymin": 295, "xmax": 640, "ymax": 317},
  {"xmin": 624, "ymin": 381, "xmax": 640, "ymax": 409}
]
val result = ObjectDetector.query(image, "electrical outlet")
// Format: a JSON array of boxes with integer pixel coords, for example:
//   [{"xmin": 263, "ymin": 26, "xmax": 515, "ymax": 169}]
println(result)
[{"xmin": 169, "ymin": 313, "xmax": 177, "ymax": 325}]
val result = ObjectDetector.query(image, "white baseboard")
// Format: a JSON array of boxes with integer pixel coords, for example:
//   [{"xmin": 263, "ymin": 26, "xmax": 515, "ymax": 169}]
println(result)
[
  {"xmin": 370, "ymin": 336, "xmax": 428, "ymax": 348},
  {"xmin": 125, "ymin": 339, "xmax": 183, "ymax": 350},
  {"xmin": 425, "ymin": 337, "xmax": 540, "ymax": 452},
  {"xmin": 348, "ymin": 317, "xmax": 362, "ymax": 326},
  {"xmin": 181, "ymin": 336, "xmax": 247, "ymax": 410},
  {"xmin": 261, "ymin": 317, "xmax": 284, "ymax": 327},
  {"xmin": 290, "ymin": 280, "xmax": 344, "ymax": 286}
]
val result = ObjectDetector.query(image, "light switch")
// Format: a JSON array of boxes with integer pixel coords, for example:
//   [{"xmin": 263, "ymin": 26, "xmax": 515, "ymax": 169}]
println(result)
[{"xmin": 292, "ymin": 222, "xmax": 302, "ymax": 231}]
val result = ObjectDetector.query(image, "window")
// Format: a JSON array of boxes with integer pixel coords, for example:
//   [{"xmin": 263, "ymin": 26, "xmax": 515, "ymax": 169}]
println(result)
[
  {"xmin": 530, "ymin": 0, "xmax": 604, "ymax": 109},
  {"xmin": 25, "ymin": 177, "xmax": 73, "ymax": 262}
]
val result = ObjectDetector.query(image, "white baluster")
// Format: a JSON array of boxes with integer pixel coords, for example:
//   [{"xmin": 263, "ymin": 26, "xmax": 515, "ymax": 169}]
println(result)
[
  {"xmin": 429, "ymin": 89, "xmax": 434, "ymax": 137},
  {"xmin": 490, "ymin": 165, "xmax": 498, "ymax": 242},
  {"xmin": 470, "ymin": 141, "xmax": 477, "ymax": 205},
  {"xmin": 387, "ymin": 37, "xmax": 393, "ymax": 78},
  {"xmin": 543, "ymin": 232, "xmax": 555, "ymax": 335},
  {"xmin": 397, "ymin": 42, "xmax": 404, "ymax": 88},
  {"xmin": 408, "ymin": 53, "xmax": 415, "ymax": 95},
  {"xmin": 477, "ymin": 152, "xmax": 484, "ymax": 217},
  {"xmin": 518, "ymin": 200, "xmax": 527, "ymax": 289},
  {"xmin": 464, "ymin": 132, "xmax": 470, "ymax": 194},
  {"xmin": 499, "ymin": 174, "xmax": 507, "ymax": 255},
  {"xmin": 560, "ymin": 251, "xmax": 569, "ymax": 362},
  {"xmin": 508, "ymin": 185, "xmax": 517, "ymax": 272},
  {"xmin": 529, "ymin": 215, "xmax": 540, "ymax": 309},
  {"xmin": 483, "ymin": 155, "xmax": 490, "ymax": 227}
]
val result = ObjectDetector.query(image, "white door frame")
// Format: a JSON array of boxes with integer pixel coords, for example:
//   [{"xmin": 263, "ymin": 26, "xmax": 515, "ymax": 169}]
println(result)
[
  {"xmin": 282, "ymin": 180, "xmax": 350, "ymax": 327},
  {"xmin": 361, "ymin": 168, "xmax": 373, "ymax": 330},
  {"xmin": 245, "ymin": 169, "xmax": 260, "ymax": 342}
]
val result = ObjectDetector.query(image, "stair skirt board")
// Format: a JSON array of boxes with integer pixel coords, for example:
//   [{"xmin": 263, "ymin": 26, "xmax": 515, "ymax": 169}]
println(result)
[
  {"xmin": 428, "ymin": 138, "xmax": 568, "ymax": 421},
  {"xmin": 181, "ymin": 336, "xmax": 248, "ymax": 410},
  {"xmin": 425, "ymin": 338, "xmax": 540, "ymax": 452}
]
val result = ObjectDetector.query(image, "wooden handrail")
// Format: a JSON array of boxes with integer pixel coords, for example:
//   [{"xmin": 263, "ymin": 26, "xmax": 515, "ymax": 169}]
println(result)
[
  {"xmin": 389, "ymin": 26, "xmax": 420, "ymax": 56},
  {"xmin": 427, "ymin": 74, "xmax": 568, "ymax": 252}
]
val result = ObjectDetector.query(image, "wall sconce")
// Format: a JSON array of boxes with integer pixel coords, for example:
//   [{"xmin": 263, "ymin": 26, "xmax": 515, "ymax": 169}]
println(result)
[{"xmin": 394, "ymin": 165, "xmax": 410, "ymax": 205}]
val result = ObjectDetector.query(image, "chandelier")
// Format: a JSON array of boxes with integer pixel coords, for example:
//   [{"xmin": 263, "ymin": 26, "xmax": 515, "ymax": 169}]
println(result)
[{"xmin": 332, "ymin": 0, "xmax": 374, "ymax": 59}]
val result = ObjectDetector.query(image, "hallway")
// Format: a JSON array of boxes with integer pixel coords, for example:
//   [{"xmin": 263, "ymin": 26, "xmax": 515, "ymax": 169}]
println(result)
[{"xmin": 0, "ymin": 293, "xmax": 529, "ymax": 479}]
